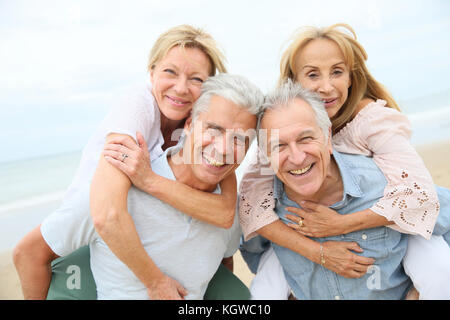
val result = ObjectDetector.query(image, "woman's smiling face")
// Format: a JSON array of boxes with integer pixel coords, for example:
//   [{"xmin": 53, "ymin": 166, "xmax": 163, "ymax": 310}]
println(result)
[
  {"xmin": 295, "ymin": 38, "xmax": 352, "ymax": 119},
  {"xmin": 150, "ymin": 45, "xmax": 212, "ymax": 122}
]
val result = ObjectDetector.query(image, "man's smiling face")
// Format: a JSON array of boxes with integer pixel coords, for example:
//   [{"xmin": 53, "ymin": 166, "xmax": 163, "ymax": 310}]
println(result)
[
  {"xmin": 262, "ymin": 98, "xmax": 333, "ymax": 199},
  {"xmin": 183, "ymin": 94, "xmax": 257, "ymax": 187}
]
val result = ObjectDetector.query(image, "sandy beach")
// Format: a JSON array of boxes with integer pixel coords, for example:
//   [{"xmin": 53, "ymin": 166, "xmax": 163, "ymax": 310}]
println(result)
[{"xmin": 1, "ymin": 140, "xmax": 449, "ymax": 300}]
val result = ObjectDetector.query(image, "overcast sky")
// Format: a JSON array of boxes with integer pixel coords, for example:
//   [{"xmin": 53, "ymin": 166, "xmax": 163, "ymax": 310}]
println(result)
[
  {"xmin": 1, "ymin": 0, "xmax": 449, "ymax": 103},
  {"xmin": 1, "ymin": 0, "xmax": 449, "ymax": 161}
]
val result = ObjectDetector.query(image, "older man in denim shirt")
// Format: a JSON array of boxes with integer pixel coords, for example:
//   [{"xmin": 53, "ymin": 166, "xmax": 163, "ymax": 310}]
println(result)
[
  {"xmin": 240, "ymin": 82, "xmax": 416, "ymax": 299},
  {"xmin": 270, "ymin": 151, "xmax": 410, "ymax": 299}
]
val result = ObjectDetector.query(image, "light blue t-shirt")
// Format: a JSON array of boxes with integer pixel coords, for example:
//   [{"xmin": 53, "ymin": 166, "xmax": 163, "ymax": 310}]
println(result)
[{"xmin": 42, "ymin": 144, "xmax": 242, "ymax": 300}]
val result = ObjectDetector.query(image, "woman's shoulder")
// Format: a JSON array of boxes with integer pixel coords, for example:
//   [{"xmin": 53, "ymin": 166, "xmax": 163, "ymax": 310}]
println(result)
[
  {"xmin": 119, "ymin": 80, "xmax": 157, "ymax": 113},
  {"xmin": 334, "ymin": 98, "xmax": 409, "ymax": 142},
  {"xmin": 334, "ymin": 99, "xmax": 379, "ymax": 139},
  {"xmin": 95, "ymin": 80, "xmax": 161, "ymax": 143},
  {"xmin": 354, "ymin": 98, "xmax": 385, "ymax": 115},
  {"xmin": 351, "ymin": 98, "xmax": 406, "ymax": 124},
  {"xmin": 106, "ymin": 80, "xmax": 158, "ymax": 122}
]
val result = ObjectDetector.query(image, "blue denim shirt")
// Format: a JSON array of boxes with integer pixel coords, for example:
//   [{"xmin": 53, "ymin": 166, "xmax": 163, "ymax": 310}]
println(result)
[{"xmin": 241, "ymin": 151, "xmax": 413, "ymax": 300}]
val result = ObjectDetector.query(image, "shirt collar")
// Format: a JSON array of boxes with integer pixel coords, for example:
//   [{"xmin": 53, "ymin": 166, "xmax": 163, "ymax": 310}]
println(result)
[{"xmin": 273, "ymin": 150, "xmax": 364, "ymax": 205}]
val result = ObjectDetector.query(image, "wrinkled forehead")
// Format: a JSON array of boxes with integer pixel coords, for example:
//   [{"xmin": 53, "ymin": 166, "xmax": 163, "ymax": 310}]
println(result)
[
  {"xmin": 191, "ymin": 118, "xmax": 258, "ymax": 141},
  {"xmin": 156, "ymin": 45, "xmax": 213, "ymax": 75},
  {"xmin": 260, "ymin": 100, "xmax": 317, "ymax": 130},
  {"xmin": 193, "ymin": 97, "xmax": 258, "ymax": 132},
  {"xmin": 260, "ymin": 103, "xmax": 324, "ymax": 147}
]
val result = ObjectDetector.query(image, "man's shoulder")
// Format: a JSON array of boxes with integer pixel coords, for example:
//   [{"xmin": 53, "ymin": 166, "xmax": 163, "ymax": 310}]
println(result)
[
  {"xmin": 334, "ymin": 150, "xmax": 378, "ymax": 169},
  {"xmin": 333, "ymin": 151, "xmax": 387, "ymax": 198},
  {"xmin": 334, "ymin": 151, "xmax": 385, "ymax": 179},
  {"xmin": 151, "ymin": 149, "xmax": 176, "ymax": 181}
]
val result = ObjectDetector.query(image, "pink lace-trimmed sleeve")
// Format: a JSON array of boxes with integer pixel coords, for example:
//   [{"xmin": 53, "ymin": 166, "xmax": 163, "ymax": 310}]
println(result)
[
  {"xmin": 239, "ymin": 149, "xmax": 279, "ymax": 241},
  {"xmin": 333, "ymin": 100, "xmax": 439, "ymax": 239}
]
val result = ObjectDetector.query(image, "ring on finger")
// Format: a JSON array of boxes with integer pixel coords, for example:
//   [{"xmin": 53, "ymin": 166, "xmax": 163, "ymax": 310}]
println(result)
[
  {"xmin": 298, "ymin": 219, "xmax": 304, "ymax": 228},
  {"xmin": 121, "ymin": 153, "xmax": 129, "ymax": 162}
]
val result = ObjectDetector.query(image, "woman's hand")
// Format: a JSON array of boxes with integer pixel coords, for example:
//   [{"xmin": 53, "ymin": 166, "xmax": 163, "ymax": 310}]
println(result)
[
  {"xmin": 285, "ymin": 201, "xmax": 347, "ymax": 238},
  {"xmin": 321, "ymin": 241, "xmax": 375, "ymax": 278},
  {"xmin": 103, "ymin": 131, "xmax": 156, "ymax": 192}
]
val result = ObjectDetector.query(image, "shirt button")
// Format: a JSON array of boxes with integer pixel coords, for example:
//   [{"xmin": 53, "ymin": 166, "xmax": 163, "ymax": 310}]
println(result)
[
  {"xmin": 334, "ymin": 295, "xmax": 341, "ymax": 300},
  {"xmin": 362, "ymin": 234, "xmax": 368, "ymax": 240}
]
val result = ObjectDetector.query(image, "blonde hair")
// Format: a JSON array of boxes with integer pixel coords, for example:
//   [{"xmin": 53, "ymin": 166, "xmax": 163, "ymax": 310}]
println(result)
[
  {"xmin": 279, "ymin": 23, "xmax": 400, "ymax": 133},
  {"xmin": 147, "ymin": 24, "xmax": 227, "ymax": 76}
]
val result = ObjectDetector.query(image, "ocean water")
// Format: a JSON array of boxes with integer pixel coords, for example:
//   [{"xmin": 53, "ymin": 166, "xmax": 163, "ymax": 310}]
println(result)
[
  {"xmin": 0, "ymin": 95, "xmax": 449, "ymax": 250},
  {"xmin": 401, "ymin": 89, "xmax": 450, "ymax": 146},
  {"xmin": 0, "ymin": 152, "xmax": 82, "ymax": 251},
  {"xmin": 408, "ymin": 106, "xmax": 450, "ymax": 146},
  {"xmin": 0, "ymin": 151, "xmax": 81, "ymax": 211}
]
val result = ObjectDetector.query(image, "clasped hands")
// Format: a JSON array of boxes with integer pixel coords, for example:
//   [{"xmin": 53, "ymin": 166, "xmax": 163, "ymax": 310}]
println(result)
[
  {"xmin": 285, "ymin": 202, "xmax": 375, "ymax": 279},
  {"xmin": 285, "ymin": 201, "xmax": 346, "ymax": 238}
]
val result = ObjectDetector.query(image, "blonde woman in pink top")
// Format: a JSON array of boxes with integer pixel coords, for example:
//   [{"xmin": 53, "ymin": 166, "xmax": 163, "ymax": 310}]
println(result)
[{"xmin": 239, "ymin": 23, "xmax": 450, "ymax": 299}]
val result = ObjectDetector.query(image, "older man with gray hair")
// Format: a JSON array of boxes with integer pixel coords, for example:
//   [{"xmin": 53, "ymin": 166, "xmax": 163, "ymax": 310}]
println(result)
[
  {"xmin": 241, "ymin": 80, "xmax": 415, "ymax": 299},
  {"xmin": 14, "ymin": 74, "xmax": 264, "ymax": 300}
]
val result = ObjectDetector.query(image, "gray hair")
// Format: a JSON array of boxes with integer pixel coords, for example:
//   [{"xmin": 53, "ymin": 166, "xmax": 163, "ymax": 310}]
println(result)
[
  {"xmin": 191, "ymin": 73, "xmax": 264, "ymax": 121},
  {"xmin": 258, "ymin": 79, "xmax": 331, "ymax": 141}
]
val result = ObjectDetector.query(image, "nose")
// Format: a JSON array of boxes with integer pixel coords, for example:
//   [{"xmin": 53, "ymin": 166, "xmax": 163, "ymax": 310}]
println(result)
[
  {"xmin": 287, "ymin": 143, "xmax": 306, "ymax": 166},
  {"xmin": 202, "ymin": 132, "xmax": 228, "ymax": 162},
  {"xmin": 215, "ymin": 134, "xmax": 228, "ymax": 155},
  {"xmin": 174, "ymin": 76, "xmax": 189, "ymax": 95},
  {"xmin": 317, "ymin": 77, "xmax": 333, "ymax": 95},
  {"xmin": 215, "ymin": 133, "xmax": 239, "ymax": 164}
]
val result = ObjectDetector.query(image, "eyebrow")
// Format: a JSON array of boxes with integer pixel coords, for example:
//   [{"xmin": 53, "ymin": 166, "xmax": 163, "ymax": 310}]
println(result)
[
  {"xmin": 164, "ymin": 63, "xmax": 179, "ymax": 70},
  {"xmin": 269, "ymin": 129, "xmax": 316, "ymax": 146},
  {"xmin": 206, "ymin": 122, "xmax": 225, "ymax": 132},
  {"xmin": 163, "ymin": 62, "xmax": 208, "ymax": 77},
  {"xmin": 302, "ymin": 61, "xmax": 346, "ymax": 70},
  {"xmin": 206, "ymin": 122, "xmax": 249, "ymax": 139}
]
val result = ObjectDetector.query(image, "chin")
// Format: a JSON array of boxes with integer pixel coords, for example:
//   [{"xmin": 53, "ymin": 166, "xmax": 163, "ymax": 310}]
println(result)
[
  {"xmin": 199, "ymin": 175, "xmax": 222, "ymax": 188},
  {"xmin": 161, "ymin": 105, "xmax": 191, "ymax": 121},
  {"xmin": 285, "ymin": 180, "xmax": 321, "ymax": 199},
  {"xmin": 326, "ymin": 109, "xmax": 339, "ymax": 119}
]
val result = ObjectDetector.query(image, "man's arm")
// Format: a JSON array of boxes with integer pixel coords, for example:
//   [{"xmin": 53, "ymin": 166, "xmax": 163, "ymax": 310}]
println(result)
[
  {"xmin": 90, "ymin": 133, "xmax": 186, "ymax": 299},
  {"xmin": 13, "ymin": 225, "xmax": 59, "ymax": 299}
]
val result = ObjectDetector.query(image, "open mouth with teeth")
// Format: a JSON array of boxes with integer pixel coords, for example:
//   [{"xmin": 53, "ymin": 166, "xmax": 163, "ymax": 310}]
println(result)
[
  {"xmin": 203, "ymin": 154, "xmax": 226, "ymax": 168},
  {"xmin": 289, "ymin": 163, "xmax": 314, "ymax": 176}
]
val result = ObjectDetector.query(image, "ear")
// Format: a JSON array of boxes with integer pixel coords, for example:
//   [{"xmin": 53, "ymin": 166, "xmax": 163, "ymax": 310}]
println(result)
[
  {"xmin": 184, "ymin": 116, "xmax": 193, "ymax": 135},
  {"xmin": 327, "ymin": 127, "xmax": 333, "ymax": 154},
  {"xmin": 149, "ymin": 66, "xmax": 155, "ymax": 84}
]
